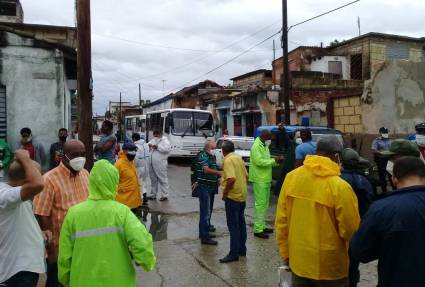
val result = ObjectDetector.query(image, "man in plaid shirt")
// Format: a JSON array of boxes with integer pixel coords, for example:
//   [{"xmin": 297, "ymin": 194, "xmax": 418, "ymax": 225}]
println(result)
[{"xmin": 34, "ymin": 140, "xmax": 89, "ymax": 287}]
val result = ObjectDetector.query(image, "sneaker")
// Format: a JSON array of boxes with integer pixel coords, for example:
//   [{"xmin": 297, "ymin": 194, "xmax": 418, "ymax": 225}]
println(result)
[
  {"xmin": 201, "ymin": 238, "xmax": 218, "ymax": 245},
  {"xmin": 239, "ymin": 252, "xmax": 247, "ymax": 257},
  {"xmin": 219, "ymin": 254, "xmax": 239, "ymax": 263},
  {"xmin": 263, "ymin": 228, "xmax": 274, "ymax": 234},
  {"xmin": 208, "ymin": 234, "xmax": 217, "ymax": 239},
  {"xmin": 146, "ymin": 196, "xmax": 156, "ymax": 201},
  {"xmin": 209, "ymin": 226, "xmax": 216, "ymax": 232},
  {"xmin": 159, "ymin": 197, "xmax": 168, "ymax": 202},
  {"xmin": 254, "ymin": 232, "xmax": 269, "ymax": 239}
]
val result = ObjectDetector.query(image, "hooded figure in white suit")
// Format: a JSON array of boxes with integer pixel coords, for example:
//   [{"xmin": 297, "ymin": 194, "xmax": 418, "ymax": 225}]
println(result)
[
  {"xmin": 148, "ymin": 131, "xmax": 171, "ymax": 201},
  {"xmin": 132, "ymin": 133, "xmax": 151, "ymax": 204}
]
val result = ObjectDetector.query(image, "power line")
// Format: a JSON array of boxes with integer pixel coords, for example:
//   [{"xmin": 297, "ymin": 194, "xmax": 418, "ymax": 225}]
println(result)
[
  {"xmin": 93, "ymin": 33, "xmax": 220, "ymax": 53},
  {"xmin": 288, "ymin": 0, "xmax": 361, "ymax": 31},
  {"xmin": 167, "ymin": 29, "xmax": 282, "ymax": 94},
  {"xmin": 117, "ymin": 20, "xmax": 281, "ymax": 83}
]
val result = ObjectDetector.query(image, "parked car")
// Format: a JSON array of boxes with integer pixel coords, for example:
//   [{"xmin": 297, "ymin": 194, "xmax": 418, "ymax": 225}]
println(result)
[
  {"xmin": 215, "ymin": 136, "xmax": 254, "ymax": 167},
  {"xmin": 255, "ymin": 125, "xmax": 344, "ymax": 194}
]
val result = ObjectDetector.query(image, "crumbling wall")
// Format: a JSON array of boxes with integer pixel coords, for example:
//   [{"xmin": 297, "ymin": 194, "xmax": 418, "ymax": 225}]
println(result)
[{"xmin": 361, "ymin": 60, "xmax": 425, "ymax": 134}]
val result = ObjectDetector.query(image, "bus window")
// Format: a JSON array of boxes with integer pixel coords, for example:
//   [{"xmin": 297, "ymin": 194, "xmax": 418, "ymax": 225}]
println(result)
[
  {"xmin": 171, "ymin": 111, "xmax": 193, "ymax": 136},
  {"xmin": 194, "ymin": 113, "xmax": 214, "ymax": 137}
]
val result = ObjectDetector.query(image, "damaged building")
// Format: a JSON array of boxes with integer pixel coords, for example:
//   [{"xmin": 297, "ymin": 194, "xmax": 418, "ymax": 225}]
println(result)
[{"xmin": 0, "ymin": 0, "xmax": 77, "ymax": 169}]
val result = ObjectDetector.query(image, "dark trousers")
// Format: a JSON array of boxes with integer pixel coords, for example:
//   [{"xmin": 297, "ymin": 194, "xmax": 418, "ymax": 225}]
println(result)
[
  {"xmin": 209, "ymin": 191, "xmax": 215, "ymax": 227},
  {"xmin": 225, "ymin": 198, "xmax": 247, "ymax": 257},
  {"xmin": 376, "ymin": 157, "xmax": 389, "ymax": 193},
  {"xmin": 348, "ymin": 256, "xmax": 360, "ymax": 287},
  {"xmin": 1, "ymin": 271, "xmax": 39, "ymax": 287},
  {"xmin": 46, "ymin": 261, "xmax": 63, "ymax": 287},
  {"xmin": 198, "ymin": 184, "xmax": 211, "ymax": 239}
]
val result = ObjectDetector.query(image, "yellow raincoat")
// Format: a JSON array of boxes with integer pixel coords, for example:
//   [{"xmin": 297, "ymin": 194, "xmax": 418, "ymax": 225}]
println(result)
[
  {"xmin": 275, "ymin": 155, "xmax": 360, "ymax": 280},
  {"xmin": 115, "ymin": 152, "xmax": 142, "ymax": 209}
]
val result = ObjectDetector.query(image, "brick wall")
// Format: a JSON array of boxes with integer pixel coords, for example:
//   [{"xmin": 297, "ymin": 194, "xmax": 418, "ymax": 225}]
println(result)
[{"xmin": 333, "ymin": 96, "xmax": 363, "ymax": 133}]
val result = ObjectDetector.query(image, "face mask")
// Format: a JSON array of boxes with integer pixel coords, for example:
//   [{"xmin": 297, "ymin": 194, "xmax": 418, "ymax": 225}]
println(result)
[
  {"xmin": 265, "ymin": 140, "xmax": 272, "ymax": 147},
  {"xmin": 386, "ymin": 160, "xmax": 394, "ymax": 176},
  {"xmin": 381, "ymin": 133, "xmax": 389, "ymax": 139},
  {"xmin": 416, "ymin": 135, "xmax": 425, "ymax": 147},
  {"xmin": 68, "ymin": 156, "xmax": 86, "ymax": 172},
  {"xmin": 295, "ymin": 138, "xmax": 303, "ymax": 145},
  {"xmin": 59, "ymin": 136, "xmax": 68, "ymax": 142}
]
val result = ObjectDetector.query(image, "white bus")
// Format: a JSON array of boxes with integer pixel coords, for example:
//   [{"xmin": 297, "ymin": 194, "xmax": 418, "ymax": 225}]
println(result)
[
  {"xmin": 146, "ymin": 108, "xmax": 215, "ymax": 157},
  {"xmin": 125, "ymin": 115, "xmax": 146, "ymax": 138}
]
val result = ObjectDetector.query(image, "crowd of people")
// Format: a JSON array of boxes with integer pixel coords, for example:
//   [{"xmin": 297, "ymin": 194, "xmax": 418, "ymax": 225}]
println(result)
[
  {"xmin": 0, "ymin": 120, "xmax": 173, "ymax": 287},
  {"xmin": 1, "ymin": 120, "xmax": 425, "ymax": 287}
]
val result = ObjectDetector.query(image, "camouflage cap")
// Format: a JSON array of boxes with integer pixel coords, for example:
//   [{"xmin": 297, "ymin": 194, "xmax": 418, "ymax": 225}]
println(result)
[{"xmin": 381, "ymin": 139, "xmax": 420, "ymax": 157}]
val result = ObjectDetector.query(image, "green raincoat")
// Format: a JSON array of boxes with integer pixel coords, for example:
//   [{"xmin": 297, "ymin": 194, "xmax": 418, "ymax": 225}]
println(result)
[
  {"xmin": 249, "ymin": 137, "xmax": 276, "ymax": 183},
  {"xmin": 58, "ymin": 160, "xmax": 156, "ymax": 287}
]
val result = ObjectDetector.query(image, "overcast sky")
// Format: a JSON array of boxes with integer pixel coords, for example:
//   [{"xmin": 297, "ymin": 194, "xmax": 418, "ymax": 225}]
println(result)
[{"xmin": 21, "ymin": 0, "xmax": 425, "ymax": 114}]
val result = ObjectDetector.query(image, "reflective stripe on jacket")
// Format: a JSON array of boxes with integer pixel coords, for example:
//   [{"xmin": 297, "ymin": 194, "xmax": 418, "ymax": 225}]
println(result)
[{"xmin": 58, "ymin": 160, "xmax": 156, "ymax": 287}]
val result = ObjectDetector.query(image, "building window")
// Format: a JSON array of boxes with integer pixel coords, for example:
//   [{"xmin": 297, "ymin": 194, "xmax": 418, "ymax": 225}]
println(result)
[
  {"xmin": 386, "ymin": 43, "xmax": 409, "ymax": 60},
  {"xmin": 328, "ymin": 61, "xmax": 343, "ymax": 76},
  {"xmin": 0, "ymin": 2, "xmax": 16, "ymax": 16},
  {"xmin": 0, "ymin": 86, "xmax": 6, "ymax": 139},
  {"xmin": 350, "ymin": 54, "xmax": 363, "ymax": 80}
]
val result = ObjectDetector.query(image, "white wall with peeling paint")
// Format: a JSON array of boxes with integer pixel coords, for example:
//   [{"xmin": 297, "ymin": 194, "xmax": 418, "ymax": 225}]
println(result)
[
  {"xmin": 0, "ymin": 32, "xmax": 72, "ymax": 170},
  {"xmin": 361, "ymin": 60, "xmax": 425, "ymax": 134}
]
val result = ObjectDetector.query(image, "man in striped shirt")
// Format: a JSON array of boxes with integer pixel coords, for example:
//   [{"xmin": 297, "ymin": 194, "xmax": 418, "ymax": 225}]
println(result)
[
  {"xmin": 196, "ymin": 140, "xmax": 222, "ymax": 245},
  {"xmin": 34, "ymin": 140, "xmax": 89, "ymax": 287}
]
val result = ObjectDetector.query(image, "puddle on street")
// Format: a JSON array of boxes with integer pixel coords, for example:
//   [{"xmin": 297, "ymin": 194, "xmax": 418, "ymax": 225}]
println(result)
[{"xmin": 135, "ymin": 207, "xmax": 169, "ymax": 242}]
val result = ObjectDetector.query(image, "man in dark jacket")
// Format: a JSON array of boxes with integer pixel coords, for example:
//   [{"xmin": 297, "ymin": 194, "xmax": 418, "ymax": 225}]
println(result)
[
  {"xmin": 351, "ymin": 156, "xmax": 425, "ymax": 287},
  {"xmin": 341, "ymin": 148, "xmax": 375, "ymax": 287}
]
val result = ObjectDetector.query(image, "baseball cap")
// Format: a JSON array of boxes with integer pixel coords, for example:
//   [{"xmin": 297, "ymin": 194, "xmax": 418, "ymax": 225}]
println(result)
[
  {"xmin": 379, "ymin": 127, "xmax": 389, "ymax": 134},
  {"xmin": 415, "ymin": 123, "xmax": 425, "ymax": 132},
  {"xmin": 341, "ymin": 148, "xmax": 370, "ymax": 169},
  {"xmin": 381, "ymin": 139, "xmax": 420, "ymax": 157},
  {"xmin": 122, "ymin": 142, "xmax": 137, "ymax": 151}
]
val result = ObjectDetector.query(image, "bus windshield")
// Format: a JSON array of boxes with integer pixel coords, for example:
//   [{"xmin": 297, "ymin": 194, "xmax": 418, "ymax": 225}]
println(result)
[{"xmin": 171, "ymin": 111, "xmax": 214, "ymax": 137}]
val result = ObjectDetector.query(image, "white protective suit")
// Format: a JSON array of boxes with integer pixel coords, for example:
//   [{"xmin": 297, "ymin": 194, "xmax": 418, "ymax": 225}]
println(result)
[
  {"xmin": 134, "ymin": 139, "xmax": 151, "ymax": 197},
  {"xmin": 148, "ymin": 136, "xmax": 171, "ymax": 199}
]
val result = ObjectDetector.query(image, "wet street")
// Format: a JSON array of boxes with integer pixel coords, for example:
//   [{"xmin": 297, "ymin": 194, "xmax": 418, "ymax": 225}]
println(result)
[{"xmin": 135, "ymin": 160, "xmax": 379, "ymax": 287}]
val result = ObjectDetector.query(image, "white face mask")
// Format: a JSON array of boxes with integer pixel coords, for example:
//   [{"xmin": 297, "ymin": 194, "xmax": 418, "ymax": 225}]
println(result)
[
  {"xmin": 68, "ymin": 156, "xmax": 86, "ymax": 172},
  {"xmin": 295, "ymin": 138, "xmax": 303, "ymax": 145},
  {"xmin": 265, "ymin": 140, "xmax": 272, "ymax": 147},
  {"xmin": 127, "ymin": 151, "xmax": 137, "ymax": 155},
  {"xmin": 381, "ymin": 133, "xmax": 389, "ymax": 139},
  {"xmin": 386, "ymin": 160, "xmax": 394, "ymax": 176},
  {"xmin": 416, "ymin": 135, "xmax": 425, "ymax": 147}
]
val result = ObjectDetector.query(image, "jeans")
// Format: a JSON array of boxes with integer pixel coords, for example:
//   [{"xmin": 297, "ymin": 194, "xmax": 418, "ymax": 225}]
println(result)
[
  {"xmin": 1, "ymin": 271, "xmax": 39, "ymax": 287},
  {"xmin": 292, "ymin": 273, "xmax": 348, "ymax": 287},
  {"xmin": 225, "ymin": 198, "xmax": 247, "ymax": 257},
  {"xmin": 209, "ymin": 189, "xmax": 215, "ymax": 227},
  {"xmin": 46, "ymin": 261, "xmax": 63, "ymax": 287},
  {"xmin": 198, "ymin": 184, "xmax": 211, "ymax": 239}
]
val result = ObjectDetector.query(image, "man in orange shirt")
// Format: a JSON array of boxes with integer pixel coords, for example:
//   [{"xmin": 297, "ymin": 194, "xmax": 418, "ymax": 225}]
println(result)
[
  {"xmin": 115, "ymin": 143, "xmax": 142, "ymax": 212},
  {"xmin": 33, "ymin": 140, "xmax": 89, "ymax": 287}
]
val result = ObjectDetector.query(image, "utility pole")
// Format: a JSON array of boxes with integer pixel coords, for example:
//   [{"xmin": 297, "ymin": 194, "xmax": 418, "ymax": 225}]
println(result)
[
  {"xmin": 138, "ymin": 83, "xmax": 142, "ymax": 114},
  {"xmin": 139, "ymin": 83, "xmax": 142, "ymax": 106},
  {"xmin": 357, "ymin": 16, "xmax": 361, "ymax": 36},
  {"xmin": 273, "ymin": 39, "xmax": 276, "ymax": 62},
  {"xmin": 119, "ymin": 92, "xmax": 122, "ymax": 143},
  {"xmin": 279, "ymin": 0, "xmax": 291, "ymax": 125},
  {"xmin": 77, "ymin": 0, "xmax": 94, "ymax": 169}
]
